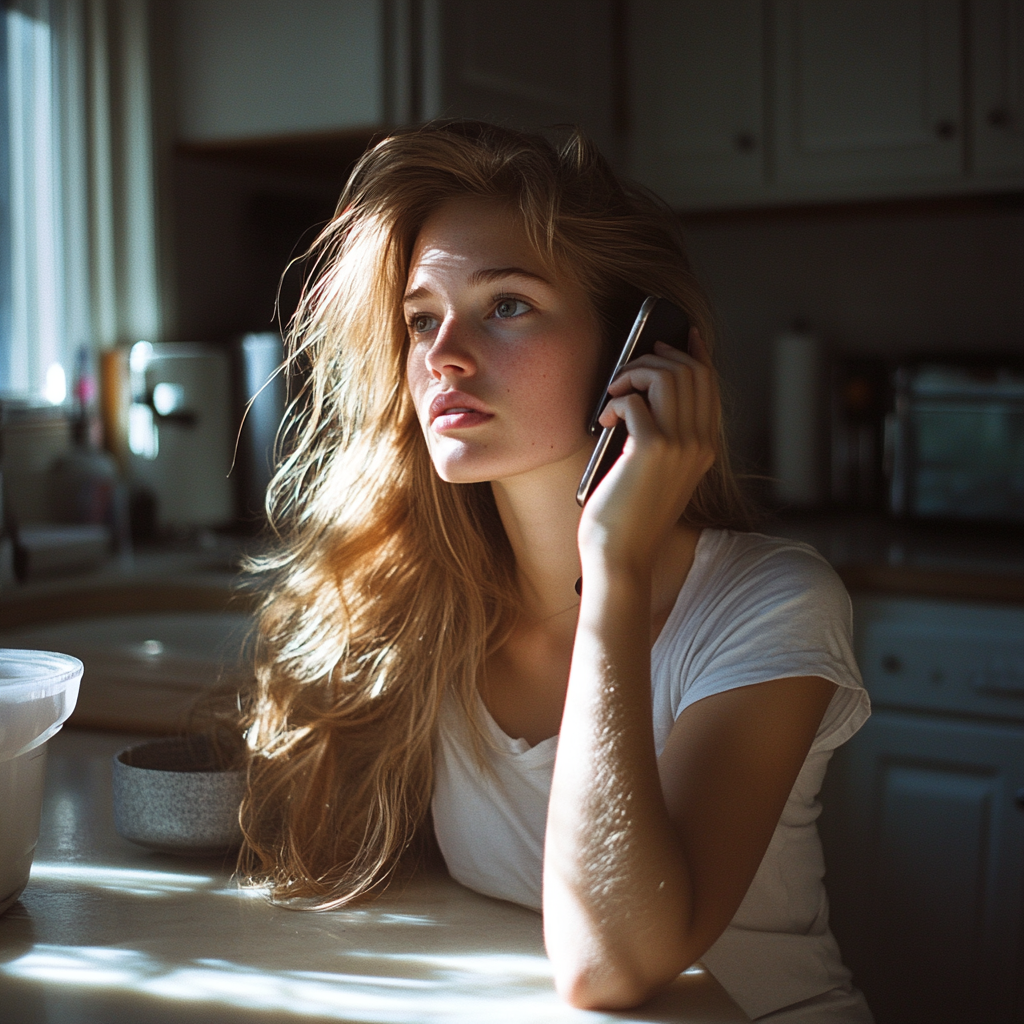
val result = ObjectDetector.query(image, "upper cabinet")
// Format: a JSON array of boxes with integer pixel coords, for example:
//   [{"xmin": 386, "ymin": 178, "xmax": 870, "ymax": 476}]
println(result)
[
  {"xmin": 172, "ymin": 0, "xmax": 386, "ymax": 142},
  {"xmin": 629, "ymin": 0, "xmax": 1024, "ymax": 210},
  {"xmin": 630, "ymin": 1, "xmax": 764, "ymax": 205},
  {"xmin": 169, "ymin": 0, "xmax": 1020, "ymax": 208},
  {"xmin": 170, "ymin": 0, "xmax": 619, "ymax": 163},
  {"xmin": 972, "ymin": 0, "xmax": 1024, "ymax": 176},
  {"xmin": 420, "ymin": 0, "xmax": 619, "ymax": 163},
  {"xmin": 773, "ymin": 1, "xmax": 962, "ymax": 192}
]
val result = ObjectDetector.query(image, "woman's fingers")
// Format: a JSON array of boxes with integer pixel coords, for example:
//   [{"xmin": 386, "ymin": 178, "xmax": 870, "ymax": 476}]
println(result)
[
  {"xmin": 604, "ymin": 336, "xmax": 719, "ymax": 447},
  {"xmin": 604, "ymin": 364, "xmax": 680, "ymax": 437}
]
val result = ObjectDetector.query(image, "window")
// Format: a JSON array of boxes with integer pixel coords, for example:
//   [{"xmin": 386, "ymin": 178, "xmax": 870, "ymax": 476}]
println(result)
[
  {"xmin": 0, "ymin": 0, "xmax": 161, "ymax": 406},
  {"xmin": 2, "ymin": 1, "xmax": 68, "ymax": 403}
]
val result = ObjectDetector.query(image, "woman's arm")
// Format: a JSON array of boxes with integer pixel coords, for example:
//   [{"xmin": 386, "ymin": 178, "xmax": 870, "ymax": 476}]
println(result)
[
  {"xmin": 542, "ymin": 334, "xmax": 836, "ymax": 1008},
  {"xmin": 545, "ymin": 602, "xmax": 835, "ymax": 1007}
]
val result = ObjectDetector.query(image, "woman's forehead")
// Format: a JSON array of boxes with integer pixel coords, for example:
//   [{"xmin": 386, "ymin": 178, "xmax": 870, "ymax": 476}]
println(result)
[{"xmin": 407, "ymin": 197, "xmax": 550, "ymax": 284}]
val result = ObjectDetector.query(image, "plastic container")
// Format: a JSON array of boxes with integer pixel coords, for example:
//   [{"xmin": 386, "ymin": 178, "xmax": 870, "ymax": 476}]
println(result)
[{"xmin": 0, "ymin": 649, "xmax": 83, "ymax": 915}]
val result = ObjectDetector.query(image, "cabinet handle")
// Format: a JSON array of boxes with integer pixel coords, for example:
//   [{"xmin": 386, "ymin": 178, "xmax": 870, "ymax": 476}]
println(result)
[
  {"xmin": 733, "ymin": 132, "xmax": 756, "ymax": 153},
  {"xmin": 934, "ymin": 120, "xmax": 957, "ymax": 140},
  {"xmin": 881, "ymin": 654, "xmax": 902, "ymax": 674},
  {"xmin": 987, "ymin": 107, "xmax": 1011, "ymax": 128},
  {"xmin": 1016, "ymin": 788, "xmax": 1024, "ymax": 810}
]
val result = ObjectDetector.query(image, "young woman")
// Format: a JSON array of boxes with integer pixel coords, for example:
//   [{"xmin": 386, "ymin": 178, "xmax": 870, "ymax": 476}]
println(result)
[{"xmin": 238, "ymin": 121, "xmax": 872, "ymax": 1022}]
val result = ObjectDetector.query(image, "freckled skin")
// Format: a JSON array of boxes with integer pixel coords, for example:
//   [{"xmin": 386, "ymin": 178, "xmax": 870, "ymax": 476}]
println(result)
[{"xmin": 404, "ymin": 199, "xmax": 604, "ymax": 486}]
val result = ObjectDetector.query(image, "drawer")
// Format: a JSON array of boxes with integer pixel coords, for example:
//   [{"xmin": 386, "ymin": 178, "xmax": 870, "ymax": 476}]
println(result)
[{"xmin": 852, "ymin": 595, "xmax": 1024, "ymax": 721}]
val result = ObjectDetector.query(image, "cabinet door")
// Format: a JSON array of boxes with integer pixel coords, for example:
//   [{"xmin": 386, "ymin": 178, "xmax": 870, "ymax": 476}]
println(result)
[
  {"xmin": 628, "ymin": 0, "xmax": 764, "ymax": 209},
  {"xmin": 772, "ymin": 0, "xmax": 963, "ymax": 195},
  {"xmin": 971, "ymin": 0, "xmax": 1024, "ymax": 179},
  {"xmin": 173, "ymin": 0, "xmax": 386, "ymax": 141},
  {"xmin": 423, "ymin": 0, "xmax": 618, "ymax": 163},
  {"xmin": 820, "ymin": 711, "xmax": 1024, "ymax": 1024}
]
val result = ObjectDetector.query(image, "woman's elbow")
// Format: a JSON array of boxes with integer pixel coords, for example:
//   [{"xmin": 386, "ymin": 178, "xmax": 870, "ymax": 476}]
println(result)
[{"xmin": 553, "ymin": 957, "xmax": 679, "ymax": 1011}]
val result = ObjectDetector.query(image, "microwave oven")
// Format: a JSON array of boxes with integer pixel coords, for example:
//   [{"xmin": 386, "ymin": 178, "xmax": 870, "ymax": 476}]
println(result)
[{"xmin": 884, "ymin": 360, "xmax": 1024, "ymax": 525}]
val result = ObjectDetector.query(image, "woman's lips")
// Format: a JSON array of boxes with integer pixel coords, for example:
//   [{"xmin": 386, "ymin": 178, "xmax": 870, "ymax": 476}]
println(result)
[
  {"xmin": 431, "ymin": 408, "xmax": 493, "ymax": 431},
  {"xmin": 429, "ymin": 392, "xmax": 493, "ymax": 431}
]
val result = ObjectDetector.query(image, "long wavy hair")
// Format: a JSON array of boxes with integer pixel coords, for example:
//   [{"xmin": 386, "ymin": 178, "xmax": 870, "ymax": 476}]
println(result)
[{"xmin": 235, "ymin": 120, "xmax": 752, "ymax": 908}]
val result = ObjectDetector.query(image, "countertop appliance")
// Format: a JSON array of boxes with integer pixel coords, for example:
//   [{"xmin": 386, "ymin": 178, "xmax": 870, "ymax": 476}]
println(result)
[
  {"xmin": 127, "ymin": 342, "xmax": 233, "ymax": 530},
  {"xmin": 831, "ymin": 357, "xmax": 1024, "ymax": 525},
  {"xmin": 886, "ymin": 360, "xmax": 1024, "ymax": 525}
]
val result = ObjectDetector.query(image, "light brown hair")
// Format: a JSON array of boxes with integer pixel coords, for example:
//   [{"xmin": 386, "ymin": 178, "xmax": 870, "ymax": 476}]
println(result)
[{"xmin": 236, "ymin": 121, "xmax": 752, "ymax": 907}]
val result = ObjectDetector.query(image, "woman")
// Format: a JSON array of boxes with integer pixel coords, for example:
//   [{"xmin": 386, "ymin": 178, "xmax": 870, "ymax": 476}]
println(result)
[{"xmin": 239, "ymin": 121, "xmax": 872, "ymax": 1022}]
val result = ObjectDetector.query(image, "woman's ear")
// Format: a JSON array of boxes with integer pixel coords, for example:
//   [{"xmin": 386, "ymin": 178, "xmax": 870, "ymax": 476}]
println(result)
[{"xmin": 688, "ymin": 326, "xmax": 711, "ymax": 365}]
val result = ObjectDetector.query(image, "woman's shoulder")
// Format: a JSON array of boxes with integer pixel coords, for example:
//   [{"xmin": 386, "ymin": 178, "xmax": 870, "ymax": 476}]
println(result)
[
  {"xmin": 693, "ymin": 528, "xmax": 847, "ymax": 611},
  {"xmin": 652, "ymin": 528, "xmax": 864, "ymax": 741}
]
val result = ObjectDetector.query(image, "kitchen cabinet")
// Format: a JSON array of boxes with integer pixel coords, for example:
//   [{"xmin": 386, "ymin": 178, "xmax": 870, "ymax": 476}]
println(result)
[
  {"xmin": 173, "ymin": 0, "xmax": 387, "ymax": 142},
  {"xmin": 629, "ymin": 0, "xmax": 1024, "ymax": 210},
  {"xmin": 972, "ymin": 0, "xmax": 1024, "ymax": 177},
  {"xmin": 172, "ymin": 0, "xmax": 618, "ymax": 161},
  {"xmin": 820, "ymin": 595, "xmax": 1024, "ymax": 1024},
  {"xmin": 419, "ymin": 0, "xmax": 619, "ymax": 163},
  {"xmin": 773, "ymin": 0, "xmax": 962, "ymax": 192},
  {"xmin": 629, "ymin": 1, "xmax": 764, "ymax": 207}
]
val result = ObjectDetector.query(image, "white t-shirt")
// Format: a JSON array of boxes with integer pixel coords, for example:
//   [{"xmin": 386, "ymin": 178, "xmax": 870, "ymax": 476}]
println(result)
[{"xmin": 431, "ymin": 529, "xmax": 871, "ymax": 1021}]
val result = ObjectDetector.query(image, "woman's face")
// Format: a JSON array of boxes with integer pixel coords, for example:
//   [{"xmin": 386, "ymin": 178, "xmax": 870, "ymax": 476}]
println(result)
[{"xmin": 404, "ymin": 197, "xmax": 603, "ymax": 485}]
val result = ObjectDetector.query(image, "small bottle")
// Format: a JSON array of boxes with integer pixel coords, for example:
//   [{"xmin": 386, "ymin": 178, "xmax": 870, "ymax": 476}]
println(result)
[{"xmin": 48, "ymin": 347, "xmax": 130, "ymax": 554}]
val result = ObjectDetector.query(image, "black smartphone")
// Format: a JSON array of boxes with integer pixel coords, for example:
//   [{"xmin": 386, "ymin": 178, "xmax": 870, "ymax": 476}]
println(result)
[{"xmin": 576, "ymin": 296, "xmax": 691, "ymax": 506}]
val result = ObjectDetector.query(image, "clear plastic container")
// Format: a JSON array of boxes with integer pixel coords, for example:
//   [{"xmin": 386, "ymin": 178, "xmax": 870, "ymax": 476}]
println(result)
[{"xmin": 0, "ymin": 649, "xmax": 83, "ymax": 915}]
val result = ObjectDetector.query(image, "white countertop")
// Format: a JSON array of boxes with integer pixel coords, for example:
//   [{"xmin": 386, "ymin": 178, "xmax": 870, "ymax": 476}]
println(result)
[{"xmin": 0, "ymin": 730, "xmax": 747, "ymax": 1023}]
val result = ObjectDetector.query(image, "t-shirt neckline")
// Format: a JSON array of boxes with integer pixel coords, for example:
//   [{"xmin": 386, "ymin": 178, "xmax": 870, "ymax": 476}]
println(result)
[{"xmin": 478, "ymin": 527, "xmax": 715, "ymax": 754}]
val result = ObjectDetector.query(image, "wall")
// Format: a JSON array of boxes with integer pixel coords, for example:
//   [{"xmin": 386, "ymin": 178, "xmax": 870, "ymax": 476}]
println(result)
[
  {"xmin": 171, "ymin": 157, "xmax": 340, "ymax": 341},
  {"xmin": 683, "ymin": 204, "xmax": 1024, "ymax": 475}
]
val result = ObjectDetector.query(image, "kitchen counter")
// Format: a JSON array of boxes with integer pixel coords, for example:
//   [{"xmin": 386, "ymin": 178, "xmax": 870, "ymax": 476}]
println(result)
[
  {"xmin": 0, "ymin": 730, "xmax": 747, "ymax": 1023},
  {"xmin": 769, "ymin": 513, "xmax": 1024, "ymax": 603},
  {"xmin": 0, "ymin": 538, "xmax": 255, "ymax": 631}
]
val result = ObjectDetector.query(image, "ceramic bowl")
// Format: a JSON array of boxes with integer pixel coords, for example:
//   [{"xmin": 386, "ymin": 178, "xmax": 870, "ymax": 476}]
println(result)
[
  {"xmin": 0, "ymin": 649, "xmax": 83, "ymax": 915},
  {"xmin": 112, "ymin": 736, "xmax": 245, "ymax": 856}
]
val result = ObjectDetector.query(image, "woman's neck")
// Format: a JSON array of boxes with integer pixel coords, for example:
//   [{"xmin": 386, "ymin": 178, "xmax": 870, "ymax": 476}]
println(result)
[
  {"xmin": 489, "ymin": 446, "xmax": 703, "ymax": 633},
  {"xmin": 490, "ymin": 448, "xmax": 591, "ymax": 624}
]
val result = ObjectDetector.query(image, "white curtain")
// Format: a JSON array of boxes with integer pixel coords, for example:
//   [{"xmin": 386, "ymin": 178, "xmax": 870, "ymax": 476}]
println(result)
[{"xmin": 5, "ymin": 0, "xmax": 161, "ymax": 401}]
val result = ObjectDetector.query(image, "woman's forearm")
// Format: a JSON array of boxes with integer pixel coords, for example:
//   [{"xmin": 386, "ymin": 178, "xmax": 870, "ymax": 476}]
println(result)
[{"xmin": 543, "ymin": 561, "xmax": 695, "ymax": 1009}]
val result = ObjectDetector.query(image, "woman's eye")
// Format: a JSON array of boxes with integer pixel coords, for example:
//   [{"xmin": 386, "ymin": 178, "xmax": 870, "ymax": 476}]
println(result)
[
  {"xmin": 493, "ymin": 298, "xmax": 531, "ymax": 320},
  {"xmin": 410, "ymin": 314, "xmax": 437, "ymax": 334}
]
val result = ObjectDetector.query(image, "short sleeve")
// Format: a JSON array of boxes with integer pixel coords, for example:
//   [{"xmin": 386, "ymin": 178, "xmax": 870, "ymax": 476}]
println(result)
[{"xmin": 651, "ymin": 533, "xmax": 870, "ymax": 755}]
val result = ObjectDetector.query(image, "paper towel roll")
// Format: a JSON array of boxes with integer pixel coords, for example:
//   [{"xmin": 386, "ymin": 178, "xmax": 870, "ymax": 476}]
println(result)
[{"xmin": 772, "ymin": 329, "xmax": 824, "ymax": 506}]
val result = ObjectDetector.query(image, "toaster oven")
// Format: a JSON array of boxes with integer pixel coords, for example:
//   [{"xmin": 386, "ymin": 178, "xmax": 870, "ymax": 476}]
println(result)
[{"xmin": 885, "ymin": 361, "xmax": 1024, "ymax": 525}]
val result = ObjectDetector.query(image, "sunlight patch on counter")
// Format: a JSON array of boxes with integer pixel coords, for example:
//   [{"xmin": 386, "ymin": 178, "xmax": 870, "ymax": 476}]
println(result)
[
  {"xmin": 30, "ymin": 862, "xmax": 214, "ymax": 897},
  {"xmin": 2, "ymin": 946, "xmax": 152, "ymax": 987},
  {"xmin": 0, "ymin": 944, "xmax": 604, "ymax": 1022},
  {"xmin": 350, "ymin": 949, "xmax": 552, "ymax": 979}
]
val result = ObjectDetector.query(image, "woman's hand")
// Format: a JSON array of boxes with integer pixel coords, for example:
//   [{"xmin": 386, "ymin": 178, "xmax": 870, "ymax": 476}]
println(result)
[{"xmin": 577, "ymin": 328, "xmax": 720, "ymax": 577}]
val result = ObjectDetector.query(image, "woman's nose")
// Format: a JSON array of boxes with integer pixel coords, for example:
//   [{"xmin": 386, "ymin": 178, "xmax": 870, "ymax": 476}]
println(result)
[{"xmin": 424, "ymin": 316, "xmax": 477, "ymax": 379}]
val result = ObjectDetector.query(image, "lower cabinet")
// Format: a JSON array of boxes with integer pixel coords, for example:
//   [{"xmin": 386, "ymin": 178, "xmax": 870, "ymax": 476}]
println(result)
[{"xmin": 821, "ymin": 705, "xmax": 1024, "ymax": 1024}]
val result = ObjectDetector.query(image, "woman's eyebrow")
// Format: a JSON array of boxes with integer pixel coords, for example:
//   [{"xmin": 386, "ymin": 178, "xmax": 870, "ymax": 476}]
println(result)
[
  {"xmin": 404, "ymin": 266, "xmax": 550, "ymax": 304},
  {"xmin": 469, "ymin": 266, "xmax": 551, "ymax": 287}
]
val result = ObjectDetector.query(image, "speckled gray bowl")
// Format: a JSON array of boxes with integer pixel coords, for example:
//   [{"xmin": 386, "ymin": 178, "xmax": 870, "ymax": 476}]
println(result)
[{"xmin": 112, "ymin": 737, "xmax": 245, "ymax": 856}]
